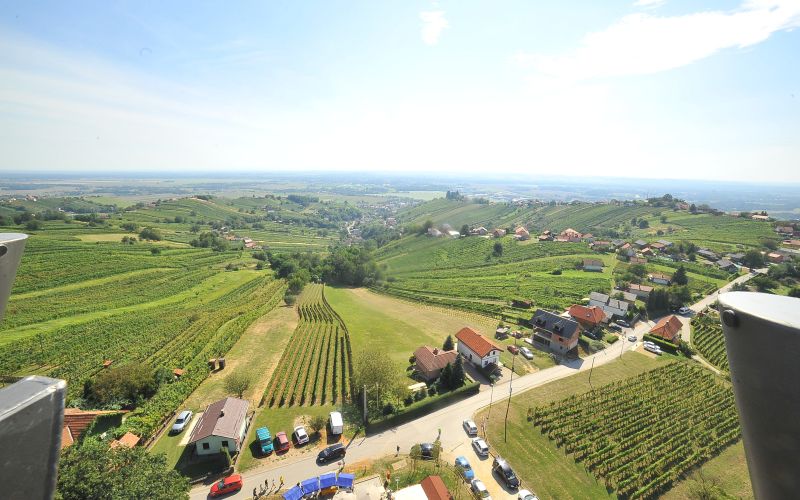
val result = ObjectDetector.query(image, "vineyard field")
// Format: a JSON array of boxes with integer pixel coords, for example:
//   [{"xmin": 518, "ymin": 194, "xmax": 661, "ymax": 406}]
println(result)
[
  {"xmin": 691, "ymin": 312, "xmax": 729, "ymax": 371},
  {"xmin": 261, "ymin": 284, "xmax": 353, "ymax": 407},
  {"xmin": 529, "ymin": 363, "xmax": 739, "ymax": 498}
]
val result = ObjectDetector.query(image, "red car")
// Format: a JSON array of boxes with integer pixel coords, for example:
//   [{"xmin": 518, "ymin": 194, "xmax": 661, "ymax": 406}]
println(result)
[
  {"xmin": 276, "ymin": 431, "xmax": 291, "ymax": 453},
  {"xmin": 507, "ymin": 345, "xmax": 519, "ymax": 355},
  {"xmin": 210, "ymin": 474, "xmax": 243, "ymax": 497}
]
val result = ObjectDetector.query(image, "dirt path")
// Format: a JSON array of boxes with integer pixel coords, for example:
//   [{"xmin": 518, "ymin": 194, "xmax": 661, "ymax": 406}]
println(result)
[{"xmin": 181, "ymin": 304, "xmax": 299, "ymax": 411}]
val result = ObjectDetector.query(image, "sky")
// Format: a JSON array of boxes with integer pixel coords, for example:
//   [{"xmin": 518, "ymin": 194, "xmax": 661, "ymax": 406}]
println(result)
[{"xmin": 1, "ymin": 0, "xmax": 799, "ymax": 182}]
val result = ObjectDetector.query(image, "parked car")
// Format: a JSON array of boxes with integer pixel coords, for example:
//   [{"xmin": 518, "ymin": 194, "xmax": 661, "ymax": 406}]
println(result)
[
  {"xmin": 517, "ymin": 490, "xmax": 539, "ymax": 500},
  {"xmin": 519, "ymin": 347, "xmax": 534, "ymax": 360},
  {"xmin": 329, "ymin": 411, "xmax": 344, "ymax": 436},
  {"xmin": 210, "ymin": 474, "xmax": 243, "ymax": 497},
  {"xmin": 463, "ymin": 419, "xmax": 478, "ymax": 436},
  {"xmin": 507, "ymin": 345, "xmax": 519, "ymax": 355},
  {"xmin": 470, "ymin": 479, "xmax": 491, "ymax": 500},
  {"xmin": 317, "ymin": 443, "xmax": 346, "ymax": 463},
  {"xmin": 455, "ymin": 456, "xmax": 475, "ymax": 480},
  {"xmin": 627, "ymin": 335, "xmax": 637, "ymax": 342},
  {"xmin": 170, "ymin": 410, "xmax": 193, "ymax": 434},
  {"xmin": 492, "ymin": 457, "xmax": 520, "ymax": 489},
  {"xmin": 615, "ymin": 319, "xmax": 631, "ymax": 328},
  {"xmin": 678, "ymin": 306, "xmax": 692, "ymax": 315},
  {"xmin": 609, "ymin": 324, "xmax": 622, "ymax": 332},
  {"xmin": 276, "ymin": 431, "xmax": 290, "ymax": 452},
  {"xmin": 293, "ymin": 425, "xmax": 309, "ymax": 445},
  {"xmin": 419, "ymin": 442, "xmax": 435, "ymax": 460},
  {"xmin": 256, "ymin": 427, "xmax": 273, "ymax": 455},
  {"xmin": 471, "ymin": 437, "xmax": 489, "ymax": 457},
  {"xmin": 644, "ymin": 343, "xmax": 662, "ymax": 355}
]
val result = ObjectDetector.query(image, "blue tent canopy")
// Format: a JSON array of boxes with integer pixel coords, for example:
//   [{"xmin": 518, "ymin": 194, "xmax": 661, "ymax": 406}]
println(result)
[
  {"xmin": 319, "ymin": 472, "xmax": 337, "ymax": 489},
  {"xmin": 337, "ymin": 473, "xmax": 355, "ymax": 490},
  {"xmin": 302, "ymin": 477, "xmax": 321, "ymax": 494},
  {"xmin": 283, "ymin": 486, "xmax": 304, "ymax": 500}
]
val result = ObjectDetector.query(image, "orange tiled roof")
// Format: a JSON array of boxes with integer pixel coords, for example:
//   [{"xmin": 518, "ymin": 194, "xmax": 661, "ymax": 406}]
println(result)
[{"xmin": 455, "ymin": 327, "xmax": 500, "ymax": 358}]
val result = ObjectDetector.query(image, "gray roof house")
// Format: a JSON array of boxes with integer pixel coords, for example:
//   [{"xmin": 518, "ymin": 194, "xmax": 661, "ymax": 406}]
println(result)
[
  {"xmin": 589, "ymin": 292, "xmax": 630, "ymax": 319},
  {"xmin": 189, "ymin": 397, "xmax": 250, "ymax": 456},
  {"xmin": 530, "ymin": 309, "xmax": 581, "ymax": 354}
]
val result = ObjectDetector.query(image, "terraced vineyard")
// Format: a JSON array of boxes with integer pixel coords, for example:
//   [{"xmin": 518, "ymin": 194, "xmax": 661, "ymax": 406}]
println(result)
[
  {"xmin": 691, "ymin": 312, "xmax": 729, "ymax": 371},
  {"xmin": 262, "ymin": 284, "xmax": 353, "ymax": 407},
  {"xmin": 530, "ymin": 363, "xmax": 740, "ymax": 499}
]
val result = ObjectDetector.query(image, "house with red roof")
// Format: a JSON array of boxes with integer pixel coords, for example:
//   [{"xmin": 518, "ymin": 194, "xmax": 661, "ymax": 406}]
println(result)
[
  {"xmin": 455, "ymin": 327, "xmax": 501, "ymax": 369},
  {"xmin": 649, "ymin": 315, "xmax": 683, "ymax": 343},
  {"xmin": 413, "ymin": 346, "xmax": 458, "ymax": 381},
  {"xmin": 567, "ymin": 304, "xmax": 606, "ymax": 330}
]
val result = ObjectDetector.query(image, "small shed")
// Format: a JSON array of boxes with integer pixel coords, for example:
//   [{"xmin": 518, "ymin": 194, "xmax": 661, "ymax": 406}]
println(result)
[{"xmin": 102, "ymin": 360, "xmax": 113, "ymax": 368}]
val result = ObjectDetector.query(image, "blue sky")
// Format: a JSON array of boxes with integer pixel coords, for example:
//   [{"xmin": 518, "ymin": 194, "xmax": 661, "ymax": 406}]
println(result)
[{"xmin": 1, "ymin": 0, "xmax": 799, "ymax": 181}]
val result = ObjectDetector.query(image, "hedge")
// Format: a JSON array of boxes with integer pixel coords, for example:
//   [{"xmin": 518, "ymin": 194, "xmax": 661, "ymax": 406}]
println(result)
[{"xmin": 366, "ymin": 381, "xmax": 480, "ymax": 434}]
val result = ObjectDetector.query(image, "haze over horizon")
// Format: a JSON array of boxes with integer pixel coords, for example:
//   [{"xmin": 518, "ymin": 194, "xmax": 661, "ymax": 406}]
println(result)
[{"xmin": 1, "ymin": 1, "xmax": 799, "ymax": 181}]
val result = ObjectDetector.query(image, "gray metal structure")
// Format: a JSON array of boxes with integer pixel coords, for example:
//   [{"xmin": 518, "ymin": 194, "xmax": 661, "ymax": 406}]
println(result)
[
  {"xmin": 0, "ymin": 233, "xmax": 66, "ymax": 500},
  {"xmin": 719, "ymin": 292, "xmax": 800, "ymax": 499}
]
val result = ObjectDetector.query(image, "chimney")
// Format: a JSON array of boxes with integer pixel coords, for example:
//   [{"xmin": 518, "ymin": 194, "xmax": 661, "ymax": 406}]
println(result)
[
  {"xmin": 433, "ymin": 348, "xmax": 439, "ymax": 355},
  {"xmin": 220, "ymin": 410, "xmax": 225, "ymax": 417}
]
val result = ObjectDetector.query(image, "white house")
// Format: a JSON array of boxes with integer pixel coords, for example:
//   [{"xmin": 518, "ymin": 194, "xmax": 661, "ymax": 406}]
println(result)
[
  {"xmin": 189, "ymin": 397, "xmax": 250, "ymax": 456},
  {"xmin": 455, "ymin": 327, "xmax": 501, "ymax": 368}
]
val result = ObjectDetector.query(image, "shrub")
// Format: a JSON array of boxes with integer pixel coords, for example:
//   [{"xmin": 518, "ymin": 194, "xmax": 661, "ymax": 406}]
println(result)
[
  {"xmin": 428, "ymin": 385, "xmax": 437, "ymax": 396},
  {"xmin": 414, "ymin": 390, "xmax": 426, "ymax": 402}
]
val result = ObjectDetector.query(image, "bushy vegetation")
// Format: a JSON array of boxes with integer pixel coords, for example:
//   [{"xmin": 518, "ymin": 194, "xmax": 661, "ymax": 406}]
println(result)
[{"xmin": 529, "ymin": 363, "xmax": 739, "ymax": 499}]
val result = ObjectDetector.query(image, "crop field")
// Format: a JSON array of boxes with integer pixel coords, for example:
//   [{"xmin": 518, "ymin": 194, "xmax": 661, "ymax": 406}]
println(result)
[
  {"xmin": 375, "ymin": 235, "xmax": 615, "ymax": 317},
  {"xmin": 262, "ymin": 284, "xmax": 353, "ymax": 407},
  {"xmin": 691, "ymin": 311, "xmax": 729, "ymax": 371},
  {"xmin": 530, "ymin": 363, "xmax": 739, "ymax": 499}
]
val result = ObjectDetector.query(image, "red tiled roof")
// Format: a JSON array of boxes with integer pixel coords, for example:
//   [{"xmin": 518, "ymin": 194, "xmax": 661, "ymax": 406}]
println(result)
[
  {"xmin": 62, "ymin": 408, "xmax": 123, "ymax": 449},
  {"xmin": 649, "ymin": 315, "xmax": 683, "ymax": 342},
  {"xmin": 421, "ymin": 475, "xmax": 451, "ymax": 500},
  {"xmin": 568, "ymin": 305, "xmax": 605, "ymax": 326},
  {"xmin": 110, "ymin": 431, "xmax": 140, "ymax": 449},
  {"xmin": 455, "ymin": 327, "xmax": 500, "ymax": 358},
  {"xmin": 414, "ymin": 346, "xmax": 458, "ymax": 375}
]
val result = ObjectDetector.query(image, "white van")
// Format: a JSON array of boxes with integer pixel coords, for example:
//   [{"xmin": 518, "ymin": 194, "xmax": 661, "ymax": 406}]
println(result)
[{"xmin": 329, "ymin": 411, "xmax": 344, "ymax": 435}]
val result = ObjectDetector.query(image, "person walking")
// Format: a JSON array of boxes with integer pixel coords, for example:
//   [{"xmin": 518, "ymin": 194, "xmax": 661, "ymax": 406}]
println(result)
[
  {"xmin": 396, "ymin": 445, "xmax": 400, "ymax": 456},
  {"xmin": 280, "ymin": 475, "xmax": 284, "ymax": 487}
]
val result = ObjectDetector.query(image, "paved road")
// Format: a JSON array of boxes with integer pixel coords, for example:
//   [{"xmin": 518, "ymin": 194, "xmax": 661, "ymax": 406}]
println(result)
[{"xmin": 190, "ymin": 275, "xmax": 751, "ymax": 499}]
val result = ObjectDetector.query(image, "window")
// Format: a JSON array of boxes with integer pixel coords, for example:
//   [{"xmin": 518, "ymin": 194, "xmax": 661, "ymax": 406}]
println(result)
[
  {"xmin": 202, "ymin": 442, "xmax": 210, "ymax": 450},
  {"xmin": 221, "ymin": 440, "xmax": 229, "ymax": 448}
]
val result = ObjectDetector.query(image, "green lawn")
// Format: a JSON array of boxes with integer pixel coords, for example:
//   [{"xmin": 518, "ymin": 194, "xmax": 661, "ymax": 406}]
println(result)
[
  {"xmin": 662, "ymin": 440, "xmax": 753, "ymax": 499},
  {"xmin": 476, "ymin": 352, "xmax": 669, "ymax": 499}
]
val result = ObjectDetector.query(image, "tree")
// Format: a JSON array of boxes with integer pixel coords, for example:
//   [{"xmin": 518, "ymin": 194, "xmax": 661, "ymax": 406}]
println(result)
[
  {"xmin": 84, "ymin": 364, "xmax": 159, "ymax": 408},
  {"xmin": 420, "ymin": 220, "xmax": 434, "ymax": 235},
  {"xmin": 460, "ymin": 224, "xmax": 470, "ymax": 236},
  {"xmin": 673, "ymin": 265, "xmax": 689, "ymax": 286},
  {"xmin": 283, "ymin": 293, "xmax": 297, "ymax": 306},
  {"xmin": 742, "ymin": 249, "xmax": 765, "ymax": 269},
  {"xmin": 689, "ymin": 203, "xmax": 698, "ymax": 214},
  {"xmin": 139, "ymin": 227, "xmax": 162, "ymax": 241},
  {"xmin": 443, "ymin": 335, "xmax": 454, "ymax": 351},
  {"xmin": 309, "ymin": 415, "xmax": 327, "ymax": 436},
  {"xmin": 352, "ymin": 346, "xmax": 402, "ymax": 413},
  {"xmin": 439, "ymin": 363, "xmax": 453, "ymax": 390},
  {"xmin": 492, "ymin": 242, "xmax": 504, "ymax": 257},
  {"xmin": 224, "ymin": 371, "xmax": 251, "ymax": 398},
  {"xmin": 25, "ymin": 219, "xmax": 42, "ymax": 230},
  {"xmin": 150, "ymin": 247, "xmax": 161, "ymax": 255},
  {"xmin": 788, "ymin": 287, "xmax": 800, "ymax": 298},
  {"xmin": 57, "ymin": 439, "xmax": 189, "ymax": 500},
  {"xmin": 638, "ymin": 219, "xmax": 649, "ymax": 229},
  {"xmin": 451, "ymin": 355, "xmax": 465, "ymax": 389}
]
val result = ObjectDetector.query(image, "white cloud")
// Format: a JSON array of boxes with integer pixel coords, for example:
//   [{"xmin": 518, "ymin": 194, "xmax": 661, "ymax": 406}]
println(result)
[
  {"xmin": 420, "ymin": 10, "xmax": 448, "ymax": 45},
  {"xmin": 516, "ymin": 0, "xmax": 800, "ymax": 80},
  {"xmin": 633, "ymin": 0, "xmax": 666, "ymax": 8}
]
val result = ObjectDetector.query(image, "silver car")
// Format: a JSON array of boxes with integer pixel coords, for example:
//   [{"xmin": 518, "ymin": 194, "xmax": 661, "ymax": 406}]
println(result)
[
  {"xmin": 293, "ymin": 425, "xmax": 309, "ymax": 445},
  {"xmin": 472, "ymin": 437, "xmax": 489, "ymax": 457},
  {"xmin": 471, "ymin": 479, "xmax": 491, "ymax": 500},
  {"xmin": 519, "ymin": 347, "xmax": 534, "ymax": 360},
  {"xmin": 463, "ymin": 419, "xmax": 478, "ymax": 436},
  {"xmin": 171, "ymin": 410, "xmax": 193, "ymax": 433}
]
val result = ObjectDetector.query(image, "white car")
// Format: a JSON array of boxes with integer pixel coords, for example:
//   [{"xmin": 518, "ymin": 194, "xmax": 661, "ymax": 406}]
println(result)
[
  {"xmin": 171, "ymin": 410, "xmax": 193, "ymax": 434},
  {"xmin": 517, "ymin": 490, "xmax": 539, "ymax": 500},
  {"xmin": 627, "ymin": 335, "xmax": 637, "ymax": 342},
  {"xmin": 644, "ymin": 343, "xmax": 662, "ymax": 355},
  {"xmin": 472, "ymin": 437, "xmax": 489, "ymax": 457},
  {"xmin": 519, "ymin": 346, "xmax": 534, "ymax": 360},
  {"xmin": 293, "ymin": 425, "xmax": 309, "ymax": 445},
  {"xmin": 678, "ymin": 307, "xmax": 692, "ymax": 315},
  {"xmin": 470, "ymin": 479, "xmax": 491, "ymax": 500},
  {"xmin": 463, "ymin": 419, "xmax": 478, "ymax": 436}
]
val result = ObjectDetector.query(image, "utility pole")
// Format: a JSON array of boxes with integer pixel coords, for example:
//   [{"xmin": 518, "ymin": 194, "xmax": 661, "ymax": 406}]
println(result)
[
  {"xmin": 363, "ymin": 385, "xmax": 367, "ymax": 424},
  {"xmin": 588, "ymin": 356, "xmax": 596, "ymax": 391},
  {"xmin": 487, "ymin": 381, "xmax": 495, "ymax": 420},
  {"xmin": 504, "ymin": 336, "xmax": 517, "ymax": 442}
]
